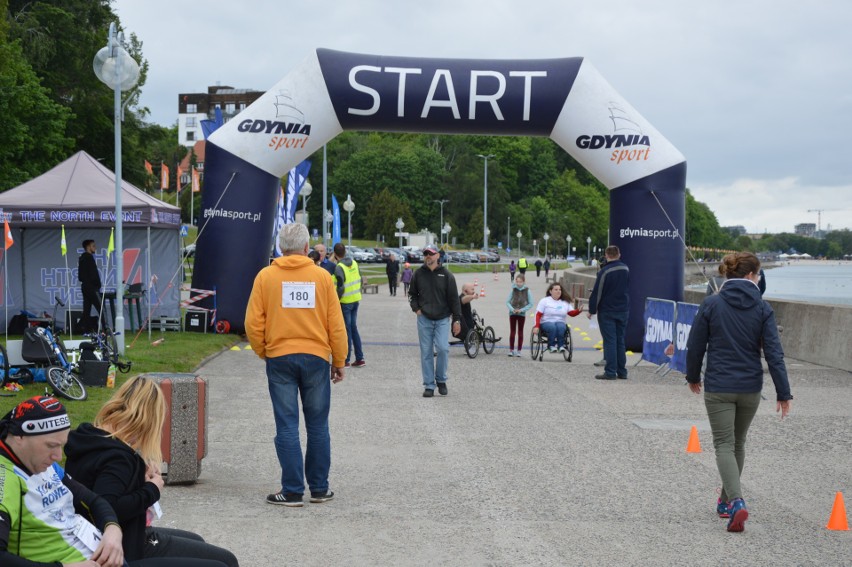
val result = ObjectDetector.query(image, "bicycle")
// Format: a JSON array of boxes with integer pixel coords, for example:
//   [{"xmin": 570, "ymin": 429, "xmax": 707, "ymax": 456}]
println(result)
[
  {"xmin": 21, "ymin": 324, "xmax": 87, "ymax": 401},
  {"xmin": 82, "ymin": 326, "xmax": 131, "ymax": 373}
]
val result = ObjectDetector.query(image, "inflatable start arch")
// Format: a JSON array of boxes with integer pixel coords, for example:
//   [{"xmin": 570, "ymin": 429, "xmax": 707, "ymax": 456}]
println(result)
[{"xmin": 193, "ymin": 49, "xmax": 686, "ymax": 348}]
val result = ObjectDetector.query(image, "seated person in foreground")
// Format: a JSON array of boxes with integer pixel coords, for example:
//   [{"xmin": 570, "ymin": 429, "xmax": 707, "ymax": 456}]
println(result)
[
  {"xmin": 0, "ymin": 395, "xmax": 125, "ymax": 567},
  {"xmin": 64, "ymin": 376, "xmax": 237, "ymax": 567},
  {"xmin": 452, "ymin": 282, "xmax": 479, "ymax": 339}
]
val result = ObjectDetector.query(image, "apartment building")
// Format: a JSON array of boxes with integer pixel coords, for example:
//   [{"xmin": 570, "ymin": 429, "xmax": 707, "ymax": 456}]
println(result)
[{"xmin": 177, "ymin": 84, "xmax": 264, "ymax": 147}]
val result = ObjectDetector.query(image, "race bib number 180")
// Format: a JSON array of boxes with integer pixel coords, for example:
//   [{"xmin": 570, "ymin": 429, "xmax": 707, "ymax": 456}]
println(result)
[{"xmin": 282, "ymin": 282, "xmax": 316, "ymax": 309}]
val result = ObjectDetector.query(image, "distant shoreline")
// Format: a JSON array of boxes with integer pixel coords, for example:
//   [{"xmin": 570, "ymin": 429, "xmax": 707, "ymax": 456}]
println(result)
[{"xmin": 685, "ymin": 259, "xmax": 851, "ymax": 286}]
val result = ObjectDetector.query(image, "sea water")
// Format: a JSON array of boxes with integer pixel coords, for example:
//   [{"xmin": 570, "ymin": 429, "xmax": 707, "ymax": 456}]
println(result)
[{"xmin": 762, "ymin": 263, "xmax": 852, "ymax": 306}]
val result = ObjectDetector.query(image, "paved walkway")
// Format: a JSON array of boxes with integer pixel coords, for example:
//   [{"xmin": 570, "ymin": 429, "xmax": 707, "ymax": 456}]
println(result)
[{"xmin": 161, "ymin": 269, "xmax": 851, "ymax": 566}]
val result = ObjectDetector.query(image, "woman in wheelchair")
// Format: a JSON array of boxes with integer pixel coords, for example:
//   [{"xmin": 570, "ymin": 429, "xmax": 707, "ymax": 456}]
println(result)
[{"xmin": 533, "ymin": 282, "xmax": 581, "ymax": 352}]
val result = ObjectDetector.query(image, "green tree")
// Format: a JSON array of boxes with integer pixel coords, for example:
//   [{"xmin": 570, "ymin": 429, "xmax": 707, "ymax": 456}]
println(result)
[
  {"xmin": 685, "ymin": 190, "xmax": 731, "ymax": 248},
  {"xmin": 0, "ymin": 37, "xmax": 72, "ymax": 190},
  {"xmin": 364, "ymin": 187, "xmax": 416, "ymax": 244}
]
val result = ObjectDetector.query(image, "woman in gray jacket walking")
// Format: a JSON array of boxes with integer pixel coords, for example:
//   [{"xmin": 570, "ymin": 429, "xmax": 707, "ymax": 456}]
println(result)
[{"xmin": 686, "ymin": 252, "xmax": 792, "ymax": 533}]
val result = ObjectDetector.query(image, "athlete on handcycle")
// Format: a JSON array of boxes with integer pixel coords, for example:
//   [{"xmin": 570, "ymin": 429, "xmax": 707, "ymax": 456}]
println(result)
[{"xmin": 451, "ymin": 283, "xmax": 498, "ymax": 358}]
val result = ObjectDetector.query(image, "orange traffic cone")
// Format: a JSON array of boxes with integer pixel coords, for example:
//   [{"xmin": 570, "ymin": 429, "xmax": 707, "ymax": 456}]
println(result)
[
  {"xmin": 493, "ymin": 271, "xmax": 499, "ymax": 281},
  {"xmin": 827, "ymin": 492, "xmax": 849, "ymax": 531},
  {"xmin": 479, "ymin": 286, "xmax": 486, "ymax": 297},
  {"xmin": 686, "ymin": 426, "xmax": 701, "ymax": 453},
  {"xmin": 474, "ymin": 278, "xmax": 479, "ymax": 287}
]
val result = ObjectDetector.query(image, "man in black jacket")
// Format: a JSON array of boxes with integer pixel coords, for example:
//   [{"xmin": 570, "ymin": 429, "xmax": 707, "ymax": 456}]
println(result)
[
  {"xmin": 408, "ymin": 245, "xmax": 461, "ymax": 398},
  {"xmin": 78, "ymin": 239, "xmax": 103, "ymax": 333},
  {"xmin": 588, "ymin": 245, "xmax": 630, "ymax": 380},
  {"xmin": 386, "ymin": 253, "xmax": 400, "ymax": 296}
]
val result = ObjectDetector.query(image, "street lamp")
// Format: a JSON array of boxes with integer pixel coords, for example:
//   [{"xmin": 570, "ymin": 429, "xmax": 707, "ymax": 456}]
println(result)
[
  {"xmin": 477, "ymin": 154, "xmax": 495, "ymax": 251},
  {"xmin": 300, "ymin": 180, "xmax": 312, "ymax": 227},
  {"xmin": 325, "ymin": 210, "xmax": 334, "ymax": 243},
  {"xmin": 516, "ymin": 230, "xmax": 522, "ymax": 259},
  {"xmin": 566, "ymin": 235, "xmax": 572, "ymax": 259},
  {"xmin": 395, "ymin": 217, "xmax": 405, "ymax": 250},
  {"xmin": 586, "ymin": 236, "xmax": 592, "ymax": 263},
  {"xmin": 93, "ymin": 22, "xmax": 140, "ymax": 353},
  {"xmin": 443, "ymin": 223, "xmax": 452, "ymax": 258},
  {"xmin": 485, "ymin": 227, "xmax": 491, "ymax": 265},
  {"xmin": 543, "ymin": 232, "xmax": 550, "ymax": 259},
  {"xmin": 507, "ymin": 216, "xmax": 511, "ymax": 252},
  {"xmin": 343, "ymin": 194, "xmax": 355, "ymax": 246},
  {"xmin": 434, "ymin": 199, "xmax": 449, "ymax": 246}
]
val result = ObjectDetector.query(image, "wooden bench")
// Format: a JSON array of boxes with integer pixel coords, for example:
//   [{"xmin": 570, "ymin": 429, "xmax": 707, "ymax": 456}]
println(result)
[{"xmin": 362, "ymin": 282, "xmax": 379, "ymax": 294}]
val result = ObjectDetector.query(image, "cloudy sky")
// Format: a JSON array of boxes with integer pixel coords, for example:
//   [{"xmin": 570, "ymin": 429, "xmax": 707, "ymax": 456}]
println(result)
[{"xmin": 112, "ymin": 0, "xmax": 852, "ymax": 234}]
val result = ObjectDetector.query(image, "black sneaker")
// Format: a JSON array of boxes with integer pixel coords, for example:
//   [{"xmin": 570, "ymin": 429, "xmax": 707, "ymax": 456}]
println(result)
[
  {"xmin": 266, "ymin": 492, "xmax": 303, "ymax": 507},
  {"xmin": 310, "ymin": 491, "xmax": 334, "ymax": 503},
  {"xmin": 423, "ymin": 389, "xmax": 434, "ymax": 398},
  {"xmin": 595, "ymin": 373, "xmax": 617, "ymax": 380},
  {"xmin": 437, "ymin": 382, "xmax": 448, "ymax": 396}
]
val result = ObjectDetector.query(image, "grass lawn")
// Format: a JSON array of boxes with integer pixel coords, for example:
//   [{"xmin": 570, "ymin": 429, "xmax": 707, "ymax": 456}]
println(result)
[{"xmin": 1, "ymin": 332, "xmax": 240, "ymax": 427}]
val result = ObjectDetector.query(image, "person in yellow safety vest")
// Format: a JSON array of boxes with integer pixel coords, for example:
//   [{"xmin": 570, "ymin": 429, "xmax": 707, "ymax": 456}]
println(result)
[
  {"xmin": 518, "ymin": 257, "xmax": 528, "ymax": 275},
  {"xmin": 333, "ymin": 243, "xmax": 366, "ymax": 367}
]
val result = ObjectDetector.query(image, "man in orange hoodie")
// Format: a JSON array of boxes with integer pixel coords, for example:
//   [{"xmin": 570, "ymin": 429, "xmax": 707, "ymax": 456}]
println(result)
[{"xmin": 245, "ymin": 223, "xmax": 348, "ymax": 508}]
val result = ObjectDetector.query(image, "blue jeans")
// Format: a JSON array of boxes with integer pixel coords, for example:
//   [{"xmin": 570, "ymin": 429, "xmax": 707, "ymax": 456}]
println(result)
[
  {"xmin": 598, "ymin": 310, "xmax": 629, "ymax": 377},
  {"xmin": 266, "ymin": 354, "xmax": 331, "ymax": 495},
  {"xmin": 539, "ymin": 321, "xmax": 567, "ymax": 349},
  {"xmin": 417, "ymin": 315, "xmax": 450, "ymax": 389},
  {"xmin": 341, "ymin": 301, "xmax": 363, "ymax": 363}
]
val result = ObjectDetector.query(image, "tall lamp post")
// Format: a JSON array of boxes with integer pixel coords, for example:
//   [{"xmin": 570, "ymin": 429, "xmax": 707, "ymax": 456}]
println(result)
[
  {"xmin": 477, "ymin": 154, "xmax": 495, "ymax": 251},
  {"xmin": 586, "ymin": 236, "xmax": 592, "ymax": 263},
  {"xmin": 434, "ymin": 199, "xmax": 449, "ymax": 247},
  {"xmin": 443, "ymin": 223, "xmax": 451, "ymax": 250},
  {"xmin": 516, "ymin": 230, "xmax": 522, "ymax": 259},
  {"xmin": 566, "ymin": 235, "xmax": 572, "ymax": 259},
  {"xmin": 507, "ymin": 216, "xmax": 511, "ymax": 252},
  {"xmin": 343, "ymin": 195, "xmax": 355, "ymax": 246},
  {"xmin": 395, "ymin": 217, "xmax": 405, "ymax": 250},
  {"xmin": 93, "ymin": 22, "xmax": 140, "ymax": 353},
  {"xmin": 543, "ymin": 232, "xmax": 550, "ymax": 259},
  {"xmin": 300, "ymin": 180, "xmax": 312, "ymax": 227},
  {"xmin": 325, "ymin": 210, "xmax": 334, "ymax": 243}
]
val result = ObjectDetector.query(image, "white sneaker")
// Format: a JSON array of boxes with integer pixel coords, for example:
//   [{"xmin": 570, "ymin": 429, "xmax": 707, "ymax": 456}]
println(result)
[
  {"xmin": 507, "ymin": 350, "xmax": 514, "ymax": 357},
  {"xmin": 549, "ymin": 346, "xmax": 557, "ymax": 353},
  {"xmin": 558, "ymin": 346, "xmax": 566, "ymax": 352}
]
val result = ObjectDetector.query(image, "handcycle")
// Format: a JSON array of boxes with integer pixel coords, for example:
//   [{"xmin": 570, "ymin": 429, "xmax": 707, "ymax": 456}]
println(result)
[
  {"xmin": 81, "ymin": 326, "xmax": 132, "ymax": 373},
  {"xmin": 529, "ymin": 324, "xmax": 573, "ymax": 362},
  {"xmin": 21, "ymin": 324, "xmax": 87, "ymax": 401},
  {"xmin": 458, "ymin": 309, "xmax": 501, "ymax": 359}
]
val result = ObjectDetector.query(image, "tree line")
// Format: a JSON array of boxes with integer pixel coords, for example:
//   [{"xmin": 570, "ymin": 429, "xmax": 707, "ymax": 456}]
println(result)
[{"xmin": 3, "ymin": 0, "xmax": 849, "ymax": 258}]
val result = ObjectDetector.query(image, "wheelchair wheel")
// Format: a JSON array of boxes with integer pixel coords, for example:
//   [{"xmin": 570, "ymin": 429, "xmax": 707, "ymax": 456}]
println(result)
[
  {"xmin": 482, "ymin": 326, "xmax": 496, "ymax": 354},
  {"xmin": 529, "ymin": 328, "xmax": 541, "ymax": 360},
  {"xmin": 47, "ymin": 366, "xmax": 88, "ymax": 401},
  {"xmin": 464, "ymin": 328, "xmax": 480, "ymax": 359},
  {"xmin": 0, "ymin": 343, "xmax": 8, "ymax": 388},
  {"xmin": 563, "ymin": 327, "xmax": 573, "ymax": 362}
]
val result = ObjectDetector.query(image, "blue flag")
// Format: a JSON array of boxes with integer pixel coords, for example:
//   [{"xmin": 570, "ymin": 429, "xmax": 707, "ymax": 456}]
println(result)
[
  {"xmin": 331, "ymin": 195, "xmax": 341, "ymax": 245},
  {"xmin": 271, "ymin": 186, "xmax": 287, "ymax": 257},
  {"xmin": 200, "ymin": 107, "xmax": 224, "ymax": 139},
  {"xmin": 285, "ymin": 160, "xmax": 312, "ymax": 223}
]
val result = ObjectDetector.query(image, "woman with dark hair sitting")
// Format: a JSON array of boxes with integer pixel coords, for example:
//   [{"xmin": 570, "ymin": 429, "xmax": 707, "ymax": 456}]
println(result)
[{"xmin": 64, "ymin": 376, "xmax": 239, "ymax": 566}]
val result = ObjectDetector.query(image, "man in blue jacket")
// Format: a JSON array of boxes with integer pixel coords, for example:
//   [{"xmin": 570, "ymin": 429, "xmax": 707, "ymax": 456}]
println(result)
[{"xmin": 588, "ymin": 245, "xmax": 630, "ymax": 380}]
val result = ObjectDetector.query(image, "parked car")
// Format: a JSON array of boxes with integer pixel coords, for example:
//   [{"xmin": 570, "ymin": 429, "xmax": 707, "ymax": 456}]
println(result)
[
  {"xmin": 377, "ymin": 247, "xmax": 404, "ymax": 262},
  {"xmin": 486, "ymin": 249, "xmax": 501, "ymax": 262},
  {"xmin": 403, "ymin": 248, "xmax": 423, "ymax": 263},
  {"xmin": 446, "ymin": 250, "xmax": 465, "ymax": 263},
  {"xmin": 463, "ymin": 252, "xmax": 480, "ymax": 263},
  {"xmin": 181, "ymin": 243, "xmax": 196, "ymax": 258},
  {"xmin": 348, "ymin": 246, "xmax": 376, "ymax": 263}
]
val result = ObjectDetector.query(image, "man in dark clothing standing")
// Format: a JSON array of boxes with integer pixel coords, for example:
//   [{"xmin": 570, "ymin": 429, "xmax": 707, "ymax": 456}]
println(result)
[
  {"xmin": 588, "ymin": 245, "xmax": 630, "ymax": 380},
  {"xmin": 385, "ymin": 253, "xmax": 400, "ymax": 296},
  {"xmin": 408, "ymin": 245, "xmax": 461, "ymax": 398},
  {"xmin": 534, "ymin": 258, "xmax": 543, "ymax": 277},
  {"xmin": 78, "ymin": 239, "xmax": 102, "ymax": 333}
]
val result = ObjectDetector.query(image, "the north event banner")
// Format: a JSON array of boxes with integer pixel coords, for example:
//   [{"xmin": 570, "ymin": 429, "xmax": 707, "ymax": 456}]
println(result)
[{"xmin": 1, "ymin": 227, "xmax": 180, "ymax": 330}]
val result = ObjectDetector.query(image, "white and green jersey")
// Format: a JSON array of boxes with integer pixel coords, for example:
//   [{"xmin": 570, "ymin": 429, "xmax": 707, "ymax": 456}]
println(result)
[{"xmin": 0, "ymin": 456, "xmax": 100, "ymax": 564}]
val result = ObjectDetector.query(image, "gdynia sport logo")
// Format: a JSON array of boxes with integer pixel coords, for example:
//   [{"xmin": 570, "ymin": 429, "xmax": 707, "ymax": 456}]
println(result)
[
  {"xmin": 575, "ymin": 102, "xmax": 651, "ymax": 165},
  {"xmin": 236, "ymin": 90, "xmax": 312, "ymax": 151}
]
